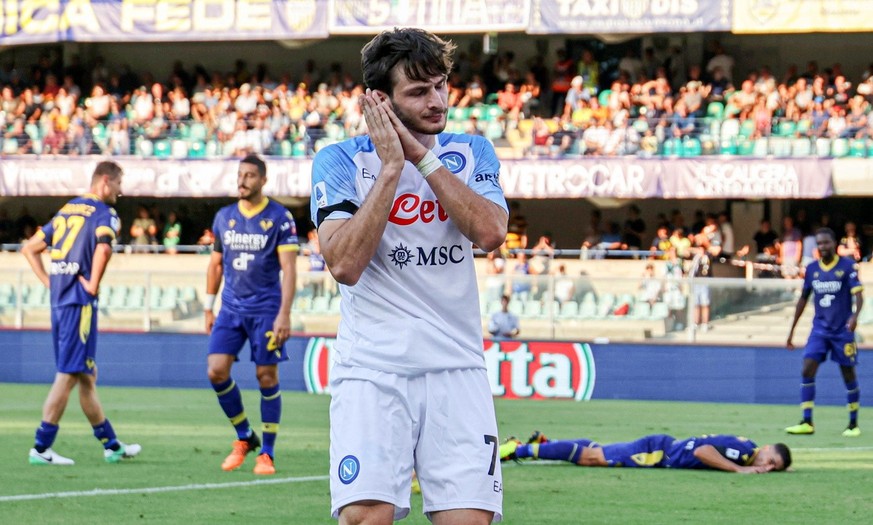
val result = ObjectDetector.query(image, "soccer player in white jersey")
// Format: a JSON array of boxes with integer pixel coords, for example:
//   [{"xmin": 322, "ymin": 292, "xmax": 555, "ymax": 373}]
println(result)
[{"xmin": 311, "ymin": 28, "xmax": 508, "ymax": 524}]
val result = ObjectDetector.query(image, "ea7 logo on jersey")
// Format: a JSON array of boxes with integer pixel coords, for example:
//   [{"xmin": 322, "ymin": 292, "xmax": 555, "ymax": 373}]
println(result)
[
  {"xmin": 439, "ymin": 152, "xmax": 466, "ymax": 173},
  {"xmin": 361, "ymin": 167, "xmax": 376, "ymax": 180}
]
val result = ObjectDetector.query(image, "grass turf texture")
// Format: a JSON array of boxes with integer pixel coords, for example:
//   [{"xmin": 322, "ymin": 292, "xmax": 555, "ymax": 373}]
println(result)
[{"xmin": 1, "ymin": 383, "xmax": 871, "ymax": 524}]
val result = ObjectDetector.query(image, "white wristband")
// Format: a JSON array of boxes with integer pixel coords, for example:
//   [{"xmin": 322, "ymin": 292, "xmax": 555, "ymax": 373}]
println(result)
[
  {"xmin": 415, "ymin": 150, "xmax": 442, "ymax": 179},
  {"xmin": 204, "ymin": 294, "xmax": 216, "ymax": 311}
]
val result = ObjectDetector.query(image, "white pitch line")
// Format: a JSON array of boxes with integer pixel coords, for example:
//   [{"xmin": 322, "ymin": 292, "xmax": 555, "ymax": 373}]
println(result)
[
  {"xmin": 794, "ymin": 446, "xmax": 873, "ymax": 452},
  {"xmin": 0, "ymin": 474, "xmax": 329, "ymax": 503}
]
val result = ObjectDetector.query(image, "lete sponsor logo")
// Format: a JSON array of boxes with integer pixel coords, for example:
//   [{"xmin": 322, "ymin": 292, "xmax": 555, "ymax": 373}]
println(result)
[
  {"xmin": 484, "ymin": 340, "xmax": 596, "ymax": 400},
  {"xmin": 303, "ymin": 337, "xmax": 596, "ymax": 400}
]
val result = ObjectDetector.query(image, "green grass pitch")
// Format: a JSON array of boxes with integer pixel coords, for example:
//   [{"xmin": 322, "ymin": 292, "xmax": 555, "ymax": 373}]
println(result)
[{"xmin": 1, "ymin": 383, "xmax": 871, "ymax": 524}]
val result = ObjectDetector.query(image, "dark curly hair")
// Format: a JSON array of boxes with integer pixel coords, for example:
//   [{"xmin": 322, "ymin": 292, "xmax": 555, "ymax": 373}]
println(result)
[{"xmin": 361, "ymin": 27, "xmax": 456, "ymax": 96}]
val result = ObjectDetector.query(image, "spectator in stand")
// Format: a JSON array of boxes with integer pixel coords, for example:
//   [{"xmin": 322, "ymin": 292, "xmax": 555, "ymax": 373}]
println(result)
[
  {"xmin": 669, "ymin": 227, "xmax": 692, "ymax": 260},
  {"xmin": 553, "ymin": 264, "xmax": 576, "ymax": 306},
  {"xmin": 838, "ymin": 221, "xmax": 863, "ymax": 262},
  {"xmin": 717, "ymin": 211, "xmax": 735, "ymax": 259},
  {"xmin": 4, "ymin": 117, "xmax": 33, "ymax": 153},
  {"xmin": 488, "ymin": 295, "xmax": 520, "ymax": 340},
  {"xmin": 800, "ymin": 224, "xmax": 819, "ymax": 270},
  {"xmin": 581, "ymin": 209, "xmax": 603, "ymax": 251},
  {"xmin": 550, "ymin": 49, "xmax": 575, "ymax": 117},
  {"xmin": 638, "ymin": 263, "xmax": 662, "ymax": 307},
  {"xmin": 161, "ymin": 211, "xmax": 182, "ymax": 255},
  {"xmin": 650, "ymin": 225, "xmax": 672, "ymax": 260},
  {"xmin": 130, "ymin": 205, "xmax": 157, "ymax": 252},
  {"xmin": 511, "ymin": 252, "xmax": 532, "ymax": 299},
  {"xmin": 752, "ymin": 218, "xmax": 780, "ymax": 261},
  {"xmin": 496, "ymin": 82, "xmax": 524, "ymax": 122},
  {"xmin": 621, "ymin": 205, "xmax": 646, "ymax": 253},
  {"xmin": 563, "ymin": 75, "xmax": 592, "ymax": 122},
  {"xmin": 778, "ymin": 216, "xmax": 803, "ymax": 279},
  {"xmin": 519, "ymin": 70, "xmax": 542, "ymax": 117},
  {"xmin": 529, "ymin": 234, "xmax": 555, "ymax": 276},
  {"xmin": 706, "ymin": 41, "xmax": 735, "ymax": 84},
  {"xmin": 505, "ymin": 201, "xmax": 528, "ymax": 253},
  {"xmin": 576, "ymin": 49, "xmax": 599, "ymax": 94}
]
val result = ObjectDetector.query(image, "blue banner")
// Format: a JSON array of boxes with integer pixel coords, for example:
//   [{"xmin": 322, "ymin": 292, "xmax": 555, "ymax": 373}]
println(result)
[
  {"xmin": 0, "ymin": 0, "xmax": 328, "ymax": 45},
  {"xmin": 328, "ymin": 0, "xmax": 530, "ymax": 34},
  {"xmin": 528, "ymin": 0, "xmax": 731, "ymax": 34}
]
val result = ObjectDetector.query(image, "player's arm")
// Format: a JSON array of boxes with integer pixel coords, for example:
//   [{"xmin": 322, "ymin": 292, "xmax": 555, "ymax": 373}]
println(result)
[
  {"xmin": 378, "ymin": 92, "xmax": 506, "ymax": 251},
  {"xmin": 692, "ymin": 445, "xmax": 771, "ymax": 473},
  {"xmin": 20, "ymin": 232, "xmax": 50, "ymax": 288},
  {"xmin": 318, "ymin": 90, "xmax": 405, "ymax": 286},
  {"xmin": 204, "ymin": 250, "xmax": 223, "ymax": 334},
  {"xmin": 848, "ymin": 289, "xmax": 864, "ymax": 332},
  {"xmin": 80, "ymin": 243, "xmax": 112, "ymax": 296},
  {"xmin": 422, "ymin": 167, "xmax": 508, "ymax": 252},
  {"xmin": 787, "ymin": 288, "xmax": 812, "ymax": 349},
  {"xmin": 273, "ymin": 248, "xmax": 297, "ymax": 346}
]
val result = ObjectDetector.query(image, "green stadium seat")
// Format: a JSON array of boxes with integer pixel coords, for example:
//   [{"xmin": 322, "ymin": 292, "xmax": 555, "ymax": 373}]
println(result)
[
  {"xmin": 188, "ymin": 140, "xmax": 206, "ymax": 158},
  {"xmin": 597, "ymin": 89, "xmax": 612, "ymax": 107},
  {"xmin": 792, "ymin": 138, "xmax": 812, "ymax": 156},
  {"xmin": 310, "ymin": 296, "xmax": 330, "ymax": 313},
  {"xmin": 650, "ymin": 302, "xmax": 669, "ymax": 320},
  {"xmin": 814, "ymin": 137, "xmax": 831, "ymax": 157},
  {"xmin": 753, "ymin": 138, "xmax": 769, "ymax": 157},
  {"xmin": 831, "ymin": 138, "xmax": 849, "ymax": 157},
  {"xmin": 770, "ymin": 137, "xmax": 792, "ymax": 157},
  {"xmin": 720, "ymin": 118, "xmax": 740, "ymax": 140},
  {"xmin": 292, "ymin": 296, "xmax": 311, "ymax": 313},
  {"xmin": 559, "ymin": 300, "xmax": 579, "ymax": 319},
  {"xmin": 719, "ymin": 137, "xmax": 738, "ymax": 155},
  {"xmin": 137, "ymin": 138, "xmax": 154, "ymax": 156},
  {"xmin": 850, "ymin": 139, "xmax": 867, "ymax": 158},
  {"xmin": 662, "ymin": 137, "xmax": 681, "ymax": 156},
  {"xmin": 291, "ymin": 140, "xmax": 307, "ymax": 157},
  {"xmin": 776, "ymin": 120, "xmax": 796, "ymax": 137},
  {"xmin": 508, "ymin": 300, "xmax": 523, "ymax": 316},
  {"xmin": 681, "ymin": 137, "xmax": 702, "ymax": 157},
  {"xmin": 329, "ymin": 296, "xmax": 342, "ymax": 314},
  {"xmin": 153, "ymin": 139, "xmax": 172, "ymax": 158},
  {"xmin": 189, "ymin": 122, "xmax": 208, "ymax": 141},
  {"xmin": 630, "ymin": 302, "xmax": 651, "ymax": 319},
  {"xmin": 523, "ymin": 300, "xmax": 543, "ymax": 318},
  {"xmin": 737, "ymin": 139, "xmax": 754, "ymax": 156},
  {"xmin": 706, "ymin": 101, "xmax": 724, "ymax": 120},
  {"xmin": 3, "ymin": 138, "xmax": 18, "ymax": 154},
  {"xmin": 595, "ymin": 293, "xmax": 615, "ymax": 319},
  {"xmin": 738, "ymin": 119, "xmax": 755, "ymax": 138}
]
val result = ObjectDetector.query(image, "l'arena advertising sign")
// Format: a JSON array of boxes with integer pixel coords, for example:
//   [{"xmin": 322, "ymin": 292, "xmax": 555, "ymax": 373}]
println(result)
[{"xmin": 303, "ymin": 337, "xmax": 596, "ymax": 400}]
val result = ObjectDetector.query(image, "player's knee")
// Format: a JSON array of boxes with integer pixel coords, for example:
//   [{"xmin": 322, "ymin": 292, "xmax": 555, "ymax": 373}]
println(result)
[
  {"xmin": 338, "ymin": 502, "xmax": 394, "ymax": 525},
  {"xmin": 207, "ymin": 366, "xmax": 229, "ymax": 384},
  {"xmin": 256, "ymin": 368, "xmax": 278, "ymax": 388}
]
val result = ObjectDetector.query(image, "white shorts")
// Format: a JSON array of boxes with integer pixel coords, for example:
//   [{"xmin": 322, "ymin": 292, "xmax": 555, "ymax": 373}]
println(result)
[{"xmin": 329, "ymin": 365, "xmax": 503, "ymax": 522}]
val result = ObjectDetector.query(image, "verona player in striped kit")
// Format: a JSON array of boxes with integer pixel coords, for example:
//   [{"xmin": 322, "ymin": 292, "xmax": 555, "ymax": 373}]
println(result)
[
  {"xmin": 312, "ymin": 28, "xmax": 507, "ymax": 524},
  {"xmin": 205, "ymin": 154, "xmax": 299, "ymax": 475},
  {"xmin": 22, "ymin": 160, "xmax": 141, "ymax": 466}
]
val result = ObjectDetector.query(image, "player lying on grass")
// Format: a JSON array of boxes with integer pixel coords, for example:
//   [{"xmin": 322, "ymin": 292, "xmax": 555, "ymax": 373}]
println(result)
[{"xmin": 500, "ymin": 431, "xmax": 791, "ymax": 473}]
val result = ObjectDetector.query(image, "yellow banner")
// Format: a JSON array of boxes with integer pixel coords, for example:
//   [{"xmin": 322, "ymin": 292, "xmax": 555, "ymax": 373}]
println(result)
[{"xmin": 733, "ymin": 0, "xmax": 873, "ymax": 33}]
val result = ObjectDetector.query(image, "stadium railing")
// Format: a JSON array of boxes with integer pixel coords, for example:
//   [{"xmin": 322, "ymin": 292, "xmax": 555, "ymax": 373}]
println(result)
[{"xmin": 3, "ymin": 251, "xmax": 870, "ymax": 346}]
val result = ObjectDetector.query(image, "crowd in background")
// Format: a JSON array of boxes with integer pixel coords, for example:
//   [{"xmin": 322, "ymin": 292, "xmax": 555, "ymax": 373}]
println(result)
[{"xmin": 2, "ymin": 42, "xmax": 873, "ymax": 158}]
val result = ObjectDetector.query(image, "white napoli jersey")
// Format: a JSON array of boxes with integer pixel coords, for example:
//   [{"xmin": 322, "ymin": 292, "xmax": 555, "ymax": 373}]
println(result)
[{"xmin": 311, "ymin": 133, "xmax": 508, "ymax": 376}]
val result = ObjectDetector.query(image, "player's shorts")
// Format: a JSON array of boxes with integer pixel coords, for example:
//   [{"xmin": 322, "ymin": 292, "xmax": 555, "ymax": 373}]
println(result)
[
  {"xmin": 207, "ymin": 310, "xmax": 288, "ymax": 366},
  {"xmin": 51, "ymin": 303, "xmax": 98, "ymax": 375},
  {"xmin": 329, "ymin": 364, "xmax": 503, "ymax": 522},
  {"xmin": 692, "ymin": 283, "xmax": 710, "ymax": 307},
  {"xmin": 601, "ymin": 434, "xmax": 675, "ymax": 468},
  {"xmin": 804, "ymin": 330, "xmax": 859, "ymax": 367}
]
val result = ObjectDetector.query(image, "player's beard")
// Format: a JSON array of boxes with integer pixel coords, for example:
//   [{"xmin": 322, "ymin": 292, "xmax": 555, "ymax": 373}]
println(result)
[{"xmin": 393, "ymin": 101, "xmax": 446, "ymax": 135}]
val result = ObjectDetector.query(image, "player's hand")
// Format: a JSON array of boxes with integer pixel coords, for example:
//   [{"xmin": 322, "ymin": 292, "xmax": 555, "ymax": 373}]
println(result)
[
  {"xmin": 205, "ymin": 310, "xmax": 215, "ymax": 334},
  {"xmin": 786, "ymin": 333, "xmax": 795, "ymax": 350},
  {"xmin": 361, "ymin": 89, "xmax": 404, "ymax": 171},
  {"xmin": 273, "ymin": 313, "xmax": 291, "ymax": 347},
  {"xmin": 738, "ymin": 465, "xmax": 772, "ymax": 474},
  {"xmin": 79, "ymin": 276, "xmax": 98, "ymax": 296},
  {"xmin": 847, "ymin": 316, "xmax": 858, "ymax": 332},
  {"xmin": 377, "ymin": 92, "xmax": 430, "ymax": 164}
]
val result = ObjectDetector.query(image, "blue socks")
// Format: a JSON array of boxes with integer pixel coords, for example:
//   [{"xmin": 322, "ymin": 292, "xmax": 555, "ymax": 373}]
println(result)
[
  {"xmin": 212, "ymin": 378, "xmax": 251, "ymax": 440},
  {"xmin": 260, "ymin": 384, "xmax": 281, "ymax": 458},
  {"xmin": 34, "ymin": 421, "xmax": 59, "ymax": 453},
  {"xmin": 92, "ymin": 419, "xmax": 119, "ymax": 450},
  {"xmin": 801, "ymin": 375, "xmax": 815, "ymax": 423},
  {"xmin": 846, "ymin": 379, "xmax": 860, "ymax": 427}
]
